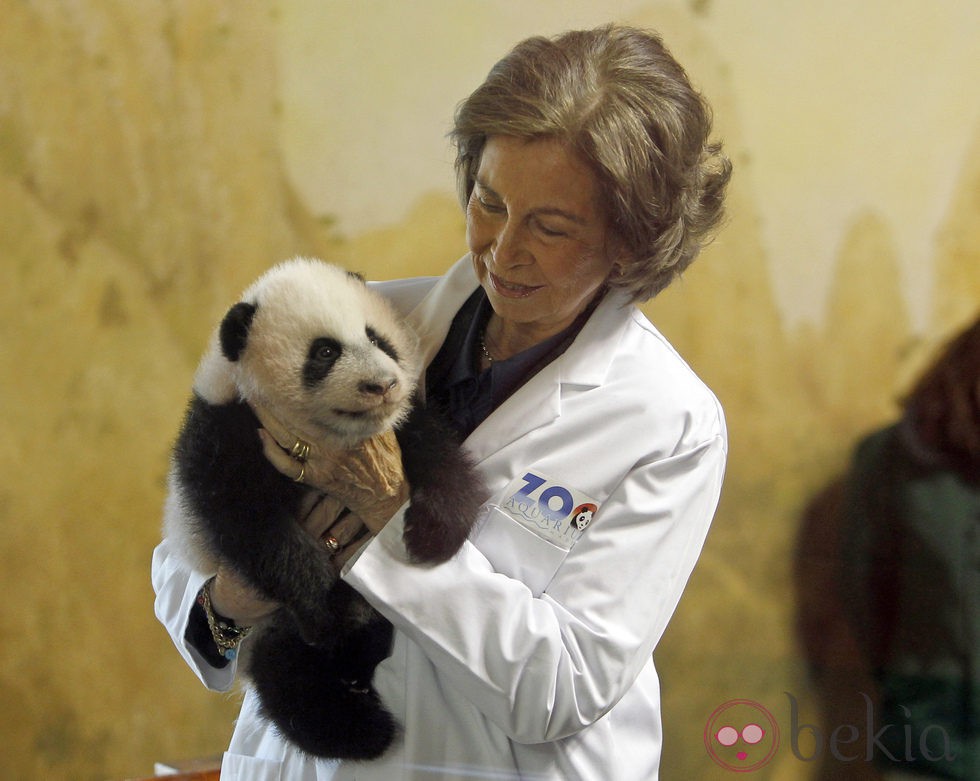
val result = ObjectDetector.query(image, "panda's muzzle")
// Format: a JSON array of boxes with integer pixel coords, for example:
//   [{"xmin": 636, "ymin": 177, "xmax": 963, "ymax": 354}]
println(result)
[
  {"xmin": 358, "ymin": 377, "xmax": 399, "ymax": 397},
  {"xmin": 332, "ymin": 376, "xmax": 403, "ymax": 419}
]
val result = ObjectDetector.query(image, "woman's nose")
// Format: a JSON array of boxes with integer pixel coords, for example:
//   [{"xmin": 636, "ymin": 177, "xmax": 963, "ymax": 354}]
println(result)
[{"xmin": 491, "ymin": 219, "xmax": 528, "ymax": 269}]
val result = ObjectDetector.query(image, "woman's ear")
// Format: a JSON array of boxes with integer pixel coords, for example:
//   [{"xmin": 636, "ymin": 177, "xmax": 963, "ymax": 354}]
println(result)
[{"xmin": 608, "ymin": 245, "xmax": 632, "ymax": 280}]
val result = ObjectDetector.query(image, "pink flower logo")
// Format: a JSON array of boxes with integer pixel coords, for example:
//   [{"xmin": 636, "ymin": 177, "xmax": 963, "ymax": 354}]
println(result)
[{"xmin": 704, "ymin": 699, "xmax": 780, "ymax": 772}]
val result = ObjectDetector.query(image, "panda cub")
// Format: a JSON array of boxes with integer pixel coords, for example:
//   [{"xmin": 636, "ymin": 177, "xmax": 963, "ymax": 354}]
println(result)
[{"xmin": 167, "ymin": 257, "xmax": 486, "ymax": 760}]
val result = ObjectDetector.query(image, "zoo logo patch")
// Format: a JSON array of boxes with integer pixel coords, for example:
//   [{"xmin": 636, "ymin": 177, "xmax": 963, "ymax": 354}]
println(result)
[{"xmin": 499, "ymin": 470, "xmax": 600, "ymax": 547}]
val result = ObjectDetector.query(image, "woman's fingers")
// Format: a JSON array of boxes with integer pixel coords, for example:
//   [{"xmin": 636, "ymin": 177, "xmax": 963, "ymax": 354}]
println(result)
[
  {"xmin": 324, "ymin": 512, "xmax": 372, "ymax": 568},
  {"xmin": 252, "ymin": 401, "xmax": 317, "ymax": 460},
  {"xmin": 257, "ymin": 428, "xmax": 305, "ymax": 481},
  {"xmin": 311, "ymin": 508, "xmax": 371, "ymax": 567},
  {"xmin": 302, "ymin": 494, "xmax": 347, "ymax": 537},
  {"xmin": 325, "ymin": 510, "xmax": 365, "ymax": 547},
  {"xmin": 333, "ymin": 534, "xmax": 372, "ymax": 569},
  {"xmin": 250, "ymin": 402, "xmax": 289, "ymax": 447},
  {"xmin": 250, "ymin": 402, "xmax": 405, "ymax": 534}
]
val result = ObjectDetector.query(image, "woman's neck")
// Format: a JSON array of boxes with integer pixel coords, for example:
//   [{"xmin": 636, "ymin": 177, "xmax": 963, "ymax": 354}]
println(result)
[
  {"xmin": 482, "ymin": 317, "xmax": 547, "ymax": 363},
  {"xmin": 483, "ymin": 290, "xmax": 606, "ymax": 363}
]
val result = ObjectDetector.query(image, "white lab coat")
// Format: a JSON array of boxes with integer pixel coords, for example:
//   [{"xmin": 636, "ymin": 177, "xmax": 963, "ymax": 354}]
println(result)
[{"xmin": 152, "ymin": 255, "xmax": 727, "ymax": 781}]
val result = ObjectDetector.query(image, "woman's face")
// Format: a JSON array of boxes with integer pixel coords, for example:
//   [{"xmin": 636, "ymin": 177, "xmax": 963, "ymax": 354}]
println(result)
[{"xmin": 466, "ymin": 135, "xmax": 617, "ymax": 345}]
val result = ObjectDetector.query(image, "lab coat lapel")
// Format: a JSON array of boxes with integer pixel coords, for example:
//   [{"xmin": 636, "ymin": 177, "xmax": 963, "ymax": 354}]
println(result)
[
  {"xmin": 464, "ymin": 288, "xmax": 633, "ymax": 464},
  {"xmin": 403, "ymin": 255, "xmax": 633, "ymax": 463},
  {"xmin": 464, "ymin": 361, "xmax": 563, "ymax": 463},
  {"xmin": 404, "ymin": 256, "xmax": 481, "ymax": 372}
]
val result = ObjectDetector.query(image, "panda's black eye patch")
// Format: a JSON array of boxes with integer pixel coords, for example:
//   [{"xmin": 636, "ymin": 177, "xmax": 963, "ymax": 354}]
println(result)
[
  {"xmin": 366, "ymin": 327, "xmax": 399, "ymax": 363},
  {"xmin": 303, "ymin": 337, "xmax": 343, "ymax": 388}
]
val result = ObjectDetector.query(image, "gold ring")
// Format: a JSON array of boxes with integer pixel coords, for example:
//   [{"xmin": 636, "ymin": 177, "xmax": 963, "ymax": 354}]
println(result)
[
  {"xmin": 290, "ymin": 438, "xmax": 311, "ymax": 462},
  {"xmin": 323, "ymin": 535, "xmax": 341, "ymax": 554},
  {"xmin": 294, "ymin": 462, "xmax": 306, "ymax": 483}
]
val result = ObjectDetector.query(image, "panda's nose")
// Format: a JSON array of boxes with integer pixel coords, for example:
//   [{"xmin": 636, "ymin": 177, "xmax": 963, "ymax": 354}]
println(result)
[{"xmin": 359, "ymin": 377, "xmax": 398, "ymax": 396}]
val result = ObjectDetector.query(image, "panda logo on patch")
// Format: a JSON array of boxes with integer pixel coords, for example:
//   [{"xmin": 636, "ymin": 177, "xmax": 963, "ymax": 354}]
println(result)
[{"xmin": 571, "ymin": 503, "xmax": 598, "ymax": 531}]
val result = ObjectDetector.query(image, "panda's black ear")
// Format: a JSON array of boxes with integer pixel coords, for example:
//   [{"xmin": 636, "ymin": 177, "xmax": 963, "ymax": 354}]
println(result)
[{"xmin": 219, "ymin": 301, "xmax": 257, "ymax": 362}]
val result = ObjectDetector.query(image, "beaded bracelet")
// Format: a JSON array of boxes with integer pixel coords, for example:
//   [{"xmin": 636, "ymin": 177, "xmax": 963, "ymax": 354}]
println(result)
[{"xmin": 198, "ymin": 576, "xmax": 252, "ymax": 661}]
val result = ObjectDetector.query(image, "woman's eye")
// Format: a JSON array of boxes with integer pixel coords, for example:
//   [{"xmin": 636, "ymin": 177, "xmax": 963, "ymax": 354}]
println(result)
[
  {"xmin": 474, "ymin": 191, "xmax": 505, "ymax": 214},
  {"xmin": 536, "ymin": 221, "xmax": 566, "ymax": 238}
]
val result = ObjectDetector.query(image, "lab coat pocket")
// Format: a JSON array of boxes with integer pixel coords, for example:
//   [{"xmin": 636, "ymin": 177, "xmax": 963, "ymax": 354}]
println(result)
[{"xmin": 477, "ymin": 506, "xmax": 571, "ymax": 597}]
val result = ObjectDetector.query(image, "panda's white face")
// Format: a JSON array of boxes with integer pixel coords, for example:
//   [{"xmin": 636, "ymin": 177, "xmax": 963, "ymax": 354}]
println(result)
[{"xmin": 209, "ymin": 258, "xmax": 420, "ymax": 448}]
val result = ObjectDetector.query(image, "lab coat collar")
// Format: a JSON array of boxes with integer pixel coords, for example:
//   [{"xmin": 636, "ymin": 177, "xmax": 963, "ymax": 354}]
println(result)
[{"xmin": 405, "ymin": 255, "xmax": 634, "ymax": 461}]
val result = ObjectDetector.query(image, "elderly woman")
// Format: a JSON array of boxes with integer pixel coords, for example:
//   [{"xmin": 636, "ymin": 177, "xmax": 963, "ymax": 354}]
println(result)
[{"xmin": 153, "ymin": 24, "xmax": 731, "ymax": 781}]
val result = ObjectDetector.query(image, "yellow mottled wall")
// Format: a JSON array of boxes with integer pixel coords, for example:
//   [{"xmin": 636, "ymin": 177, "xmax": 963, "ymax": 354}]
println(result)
[{"xmin": 1, "ymin": 2, "xmax": 977, "ymax": 779}]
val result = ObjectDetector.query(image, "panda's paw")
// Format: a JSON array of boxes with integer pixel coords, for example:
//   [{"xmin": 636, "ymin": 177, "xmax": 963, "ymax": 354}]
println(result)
[{"xmin": 401, "ymin": 489, "xmax": 474, "ymax": 564}]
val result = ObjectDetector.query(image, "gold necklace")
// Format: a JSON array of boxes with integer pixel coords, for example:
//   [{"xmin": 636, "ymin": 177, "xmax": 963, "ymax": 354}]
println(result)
[{"xmin": 479, "ymin": 328, "xmax": 495, "ymax": 365}]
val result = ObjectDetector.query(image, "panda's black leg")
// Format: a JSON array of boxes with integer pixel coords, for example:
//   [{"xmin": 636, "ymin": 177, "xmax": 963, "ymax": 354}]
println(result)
[{"xmin": 249, "ymin": 613, "xmax": 397, "ymax": 760}]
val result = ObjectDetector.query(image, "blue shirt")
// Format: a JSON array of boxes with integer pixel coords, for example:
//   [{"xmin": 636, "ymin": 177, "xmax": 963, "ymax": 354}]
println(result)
[{"xmin": 425, "ymin": 288, "xmax": 596, "ymax": 441}]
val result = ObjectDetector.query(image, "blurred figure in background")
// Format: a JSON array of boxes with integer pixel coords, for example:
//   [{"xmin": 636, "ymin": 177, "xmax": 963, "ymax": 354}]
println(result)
[{"xmin": 799, "ymin": 313, "xmax": 980, "ymax": 781}]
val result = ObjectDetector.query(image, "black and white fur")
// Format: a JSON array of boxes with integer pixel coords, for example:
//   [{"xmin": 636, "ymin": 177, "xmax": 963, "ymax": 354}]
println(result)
[{"xmin": 167, "ymin": 257, "xmax": 486, "ymax": 759}]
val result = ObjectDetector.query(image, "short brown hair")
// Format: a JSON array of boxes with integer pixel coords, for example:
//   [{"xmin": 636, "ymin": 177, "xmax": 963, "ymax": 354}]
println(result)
[
  {"xmin": 905, "ymin": 314, "xmax": 980, "ymax": 481},
  {"xmin": 451, "ymin": 24, "xmax": 732, "ymax": 302}
]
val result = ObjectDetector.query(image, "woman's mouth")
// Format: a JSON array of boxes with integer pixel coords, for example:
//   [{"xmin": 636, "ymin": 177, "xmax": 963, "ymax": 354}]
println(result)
[{"xmin": 488, "ymin": 272, "xmax": 544, "ymax": 299}]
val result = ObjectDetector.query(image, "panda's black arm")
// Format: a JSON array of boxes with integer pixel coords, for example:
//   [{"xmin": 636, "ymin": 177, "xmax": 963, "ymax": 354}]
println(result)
[
  {"xmin": 394, "ymin": 401, "xmax": 488, "ymax": 564},
  {"xmin": 173, "ymin": 397, "xmax": 343, "ymax": 640}
]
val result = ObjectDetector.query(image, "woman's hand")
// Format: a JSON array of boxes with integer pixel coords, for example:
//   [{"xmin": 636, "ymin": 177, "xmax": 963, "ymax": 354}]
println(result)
[
  {"xmin": 208, "ymin": 492, "xmax": 368, "ymax": 624},
  {"xmin": 252, "ymin": 402, "xmax": 409, "ymax": 535},
  {"xmin": 303, "ymin": 493, "xmax": 372, "ymax": 569},
  {"xmin": 209, "ymin": 566, "xmax": 279, "ymax": 627}
]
